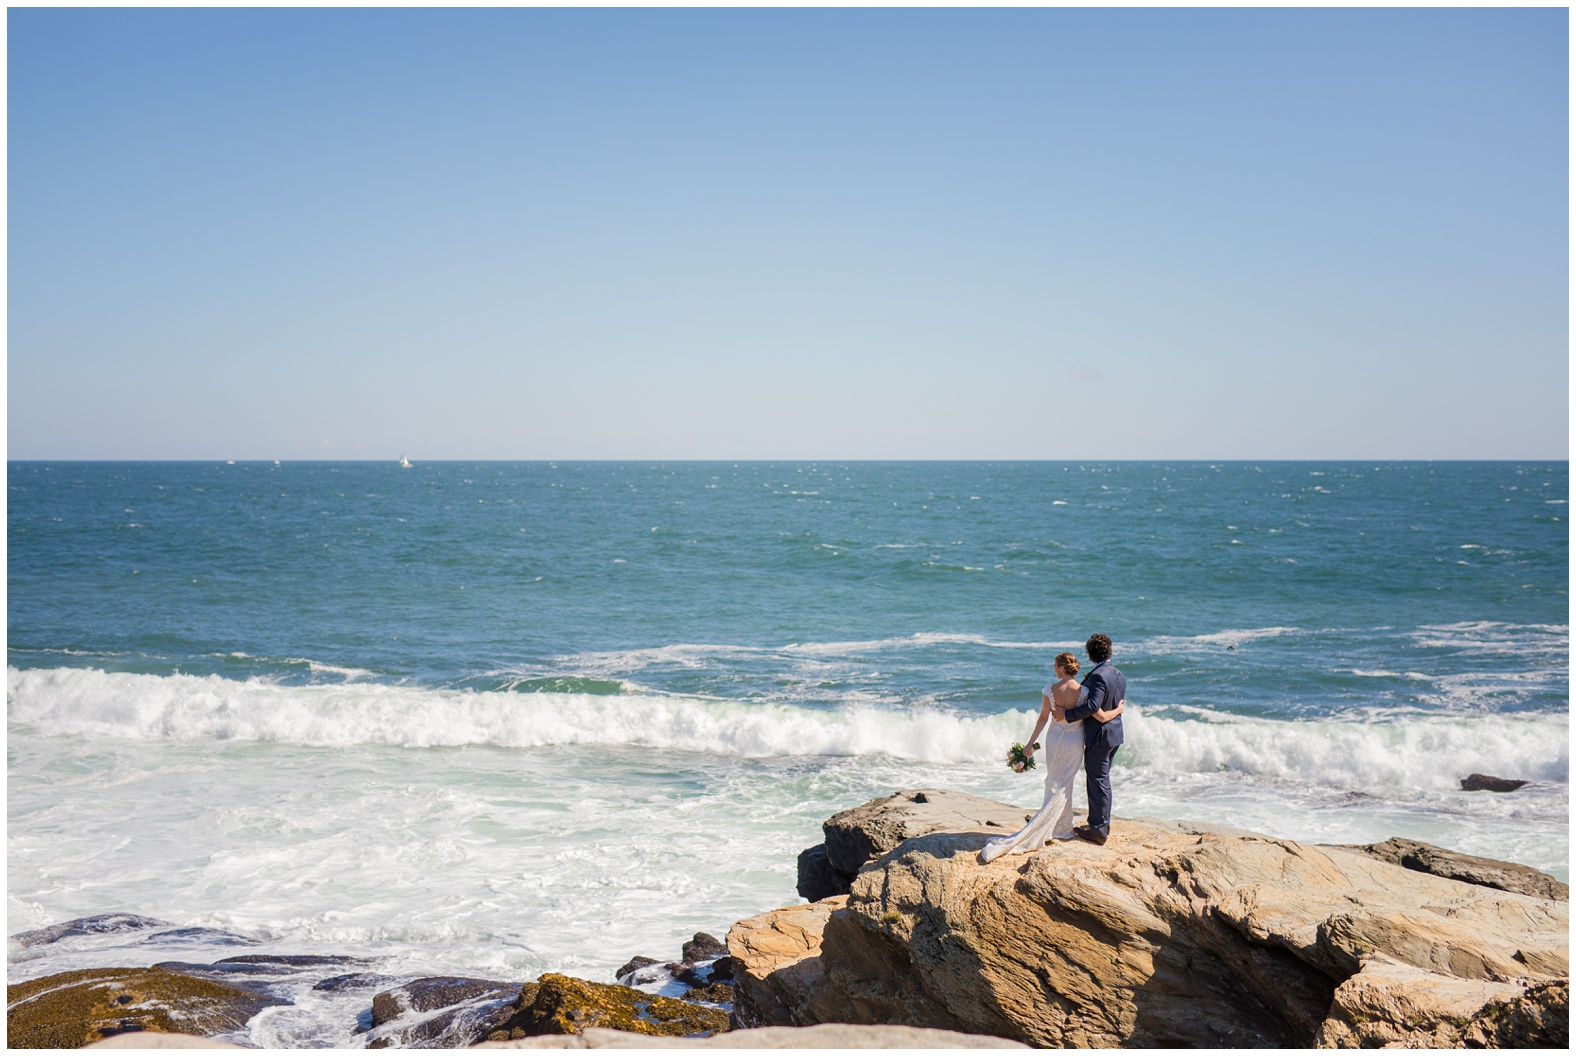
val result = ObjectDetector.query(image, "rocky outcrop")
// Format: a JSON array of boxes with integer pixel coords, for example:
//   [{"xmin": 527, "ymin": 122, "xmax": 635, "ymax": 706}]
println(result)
[
  {"xmin": 797, "ymin": 789, "xmax": 1037, "ymax": 900},
  {"xmin": 1461, "ymin": 773, "xmax": 1529, "ymax": 793},
  {"xmin": 1333, "ymin": 836, "xmax": 1569, "ymax": 902},
  {"xmin": 475, "ymin": 1023, "xmax": 1027, "ymax": 1047},
  {"xmin": 483, "ymin": 973, "xmax": 728, "ymax": 1041},
  {"xmin": 12, "ymin": 915, "xmax": 175, "ymax": 948},
  {"xmin": 6, "ymin": 967, "xmax": 289, "ymax": 1048},
  {"xmin": 363, "ymin": 976, "xmax": 526, "ymax": 1048},
  {"xmin": 729, "ymin": 898, "xmax": 851, "ymax": 1028},
  {"xmin": 736, "ymin": 791, "xmax": 1569, "ymax": 1049},
  {"xmin": 615, "ymin": 931, "xmax": 734, "ymax": 994}
]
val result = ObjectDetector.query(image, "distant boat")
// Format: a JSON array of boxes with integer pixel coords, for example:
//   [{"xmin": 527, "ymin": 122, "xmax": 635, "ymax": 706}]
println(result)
[{"xmin": 398, "ymin": 454, "xmax": 413, "ymax": 468}]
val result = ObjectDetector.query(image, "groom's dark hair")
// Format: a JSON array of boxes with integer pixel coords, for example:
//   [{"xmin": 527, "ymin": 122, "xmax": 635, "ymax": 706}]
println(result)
[{"xmin": 1085, "ymin": 634, "xmax": 1112, "ymax": 663}]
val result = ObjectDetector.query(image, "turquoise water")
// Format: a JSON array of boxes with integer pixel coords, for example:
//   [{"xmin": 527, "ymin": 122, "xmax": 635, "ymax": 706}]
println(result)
[{"xmin": 7, "ymin": 460, "xmax": 1569, "ymax": 1045}]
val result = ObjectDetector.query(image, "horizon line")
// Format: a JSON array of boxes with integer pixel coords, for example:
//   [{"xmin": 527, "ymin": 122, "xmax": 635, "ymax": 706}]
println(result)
[{"xmin": 7, "ymin": 457, "xmax": 1570, "ymax": 465}]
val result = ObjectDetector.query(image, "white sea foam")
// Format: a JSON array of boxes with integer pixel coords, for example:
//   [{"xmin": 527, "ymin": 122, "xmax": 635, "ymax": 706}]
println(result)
[
  {"xmin": 1123, "ymin": 706, "xmax": 1567, "ymax": 791},
  {"xmin": 1144, "ymin": 627, "xmax": 1305, "ymax": 651},
  {"xmin": 553, "ymin": 633, "xmax": 1074, "ymax": 675},
  {"xmin": 9, "ymin": 667, "xmax": 1567, "ymax": 794},
  {"xmin": 5, "ymin": 667, "xmax": 1012, "ymax": 763},
  {"xmin": 1347, "ymin": 669, "xmax": 1433, "ymax": 680},
  {"xmin": 1408, "ymin": 621, "xmax": 1569, "ymax": 660}
]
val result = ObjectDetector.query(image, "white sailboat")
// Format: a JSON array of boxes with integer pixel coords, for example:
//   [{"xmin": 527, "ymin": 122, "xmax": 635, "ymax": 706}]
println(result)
[{"xmin": 398, "ymin": 453, "xmax": 413, "ymax": 468}]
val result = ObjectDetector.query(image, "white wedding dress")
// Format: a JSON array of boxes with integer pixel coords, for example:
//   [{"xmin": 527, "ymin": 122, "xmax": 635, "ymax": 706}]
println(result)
[{"xmin": 980, "ymin": 687, "xmax": 1086, "ymax": 863}]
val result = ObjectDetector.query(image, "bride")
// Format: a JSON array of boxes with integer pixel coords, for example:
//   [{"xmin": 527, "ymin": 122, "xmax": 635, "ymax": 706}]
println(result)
[{"xmin": 980, "ymin": 652, "xmax": 1125, "ymax": 863}]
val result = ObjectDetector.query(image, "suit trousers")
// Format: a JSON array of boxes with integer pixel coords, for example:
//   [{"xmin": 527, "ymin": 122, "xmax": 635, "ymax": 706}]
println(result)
[{"xmin": 1084, "ymin": 744, "xmax": 1119, "ymax": 835}]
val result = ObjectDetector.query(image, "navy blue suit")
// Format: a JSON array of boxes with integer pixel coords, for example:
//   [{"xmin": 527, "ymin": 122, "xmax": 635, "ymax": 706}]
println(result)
[{"xmin": 1061, "ymin": 659, "xmax": 1125, "ymax": 837}]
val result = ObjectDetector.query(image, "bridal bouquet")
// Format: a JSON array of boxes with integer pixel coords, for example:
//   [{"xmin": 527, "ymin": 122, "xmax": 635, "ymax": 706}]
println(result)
[{"xmin": 1007, "ymin": 742, "xmax": 1040, "ymax": 772}]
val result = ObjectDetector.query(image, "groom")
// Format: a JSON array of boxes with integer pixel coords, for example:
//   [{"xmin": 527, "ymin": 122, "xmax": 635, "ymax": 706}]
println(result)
[{"xmin": 1061, "ymin": 633, "xmax": 1125, "ymax": 846}]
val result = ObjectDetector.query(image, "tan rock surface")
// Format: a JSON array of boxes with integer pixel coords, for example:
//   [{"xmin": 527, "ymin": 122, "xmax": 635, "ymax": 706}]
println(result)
[
  {"xmin": 473, "ymin": 1023, "xmax": 1027, "ymax": 1048},
  {"xmin": 822, "ymin": 789, "xmax": 1034, "ymax": 880},
  {"xmin": 1331, "ymin": 835, "xmax": 1570, "ymax": 901},
  {"xmin": 84, "ymin": 1036, "xmax": 246, "ymax": 1050},
  {"xmin": 728, "ymin": 897, "xmax": 850, "ymax": 1027},
  {"xmin": 734, "ymin": 800, "xmax": 1569, "ymax": 1049}
]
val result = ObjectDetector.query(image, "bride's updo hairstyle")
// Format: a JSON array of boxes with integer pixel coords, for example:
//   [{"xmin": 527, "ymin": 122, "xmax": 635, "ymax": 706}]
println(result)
[{"xmin": 1054, "ymin": 652, "xmax": 1080, "ymax": 676}]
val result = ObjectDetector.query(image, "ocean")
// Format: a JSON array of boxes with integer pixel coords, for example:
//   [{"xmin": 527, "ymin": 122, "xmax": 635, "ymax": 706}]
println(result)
[{"xmin": 6, "ymin": 460, "xmax": 1569, "ymax": 1046}]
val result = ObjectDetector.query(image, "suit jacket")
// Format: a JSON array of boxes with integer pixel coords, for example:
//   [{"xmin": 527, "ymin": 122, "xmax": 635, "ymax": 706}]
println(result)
[{"xmin": 1063, "ymin": 660, "xmax": 1125, "ymax": 750}]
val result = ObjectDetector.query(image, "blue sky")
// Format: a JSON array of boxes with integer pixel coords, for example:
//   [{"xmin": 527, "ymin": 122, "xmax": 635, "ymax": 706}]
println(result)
[{"xmin": 7, "ymin": 7, "xmax": 1568, "ymax": 459}]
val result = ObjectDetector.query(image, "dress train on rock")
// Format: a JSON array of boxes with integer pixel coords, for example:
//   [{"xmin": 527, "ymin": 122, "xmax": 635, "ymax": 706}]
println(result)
[{"xmin": 980, "ymin": 717, "xmax": 1084, "ymax": 863}]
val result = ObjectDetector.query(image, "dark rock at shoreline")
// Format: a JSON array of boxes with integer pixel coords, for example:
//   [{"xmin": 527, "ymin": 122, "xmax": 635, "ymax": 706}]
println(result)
[
  {"xmin": 681, "ymin": 933, "xmax": 728, "ymax": 964},
  {"xmin": 665, "ymin": 962, "xmax": 699, "ymax": 988},
  {"xmin": 363, "ymin": 976, "xmax": 524, "ymax": 1049},
  {"xmin": 11, "ymin": 914, "xmax": 173, "ymax": 948},
  {"xmin": 144, "ymin": 927, "xmax": 259, "ymax": 946},
  {"xmin": 618, "ymin": 932, "xmax": 734, "ymax": 991},
  {"xmin": 796, "ymin": 844, "xmax": 842, "ymax": 902},
  {"xmin": 10, "ymin": 915, "xmax": 262, "ymax": 954},
  {"xmin": 615, "ymin": 956, "xmax": 660, "ymax": 984},
  {"xmin": 219, "ymin": 953, "xmax": 372, "ymax": 968},
  {"xmin": 1462, "ymin": 772, "xmax": 1530, "ymax": 792},
  {"xmin": 313, "ymin": 972, "xmax": 400, "ymax": 993},
  {"xmin": 732, "ymin": 789, "xmax": 1570, "ymax": 1048},
  {"xmin": 1335, "ymin": 836, "xmax": 1569, "ymax": 901},
  {"xmin": 6, "ymin": 967, "xmax": 289, "ymax": 1048},
  {"xmin": 150, "ymin": 953, "xmax": 381, "ymax": 1002}
]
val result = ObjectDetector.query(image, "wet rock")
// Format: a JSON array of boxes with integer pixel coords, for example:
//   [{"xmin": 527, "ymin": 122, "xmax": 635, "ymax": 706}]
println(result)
[
  {"xmin": 11, "ymin": 914, "xmax": 172, "ymax": 948},
  {"xmin": 795, "ymin": 844, "xmax": 842, "ymax": 902},
  {"xmin": 149, "ymin": 953, "xmax": 375, "ymax": 1001},
  {"xmin": 363, "ymin": 976, "xmax": 523, "ymax": 1049},
  {"xmin": 707, "ymin": 956, "xmax": 735, "ymax": 983},
  {"xmin": 680, "ymin": 933, "xmax": 727, "ymax": 964},
  {"xmin": 217, "ymin": 953, "xmax": 370, "ymax": 968},
  {"xmin": 488, "ymin": 972, "xmax": 727, "ymax": 1040},
  {"xmin": 1335, "ymin": 836, "xmax": 1569, "ymax": 901},
  {"xmin": 142, "ymin": 927, "xmax": 259, "ymax": 946},
  {"xmin": 1462, "ymin": 772, "xmax": 1530, "ymax": 792},
  {"xmin": 146, "ymin": 960, "xmax": 298, "ymax": 1001},
  {"xmin": 6, "ymin": 967, "xmax": 289, "ymax": 1048},
  {"xmin": 664, "ymin": 962, "xmax": 708, "ymax": 988},
  {"xmin": 313, "ymin": 972, "xmax": 400, "ymax": 993},
  {"xmin": 151, "ymin": 960, "xmax": 296, "ymax": 977},
  {"xmin": 614, "ymin": 956, "xmax": 660, "ymax": 985}
]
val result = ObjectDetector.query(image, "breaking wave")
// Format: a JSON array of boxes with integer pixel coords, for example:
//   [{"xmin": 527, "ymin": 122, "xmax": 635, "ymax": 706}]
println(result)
[{"xmin": 9, "ymin": 667, "xmax": 1566, "ymax": 793}]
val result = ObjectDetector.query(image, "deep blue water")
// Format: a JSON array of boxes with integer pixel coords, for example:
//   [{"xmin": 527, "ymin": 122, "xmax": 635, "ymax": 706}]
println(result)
[{"xmin": 8, "ymin": 460, "xmax": 1569, "ymax": 720}]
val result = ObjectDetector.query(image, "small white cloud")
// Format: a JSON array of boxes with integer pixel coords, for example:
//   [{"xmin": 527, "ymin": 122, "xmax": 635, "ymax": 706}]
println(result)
[{"xmin": 1067, "ymin": 364, "xmax": 1103, "ymax": 383}]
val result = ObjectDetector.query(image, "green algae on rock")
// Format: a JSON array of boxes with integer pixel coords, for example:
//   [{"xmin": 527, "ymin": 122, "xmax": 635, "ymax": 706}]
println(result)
[
  {"xmin": 486, "ymin": 973, "xmax": 728, "ymax": 1041},
  {"xmin": 6, "ymin": 967, "xmax": 288, "ymax": 1049}
]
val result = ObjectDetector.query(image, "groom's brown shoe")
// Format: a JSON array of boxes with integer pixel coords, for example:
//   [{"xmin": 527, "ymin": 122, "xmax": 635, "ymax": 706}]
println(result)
[{"xmin": 1073, "ymin": 825, "xmax": 1107, "ymax": 846}]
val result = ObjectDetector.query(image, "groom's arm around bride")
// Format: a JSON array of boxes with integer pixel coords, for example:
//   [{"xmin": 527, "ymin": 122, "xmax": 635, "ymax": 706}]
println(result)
[{"xmin": 1060, "ymin": 633, "xmax": 1126, "ymax": 845}]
